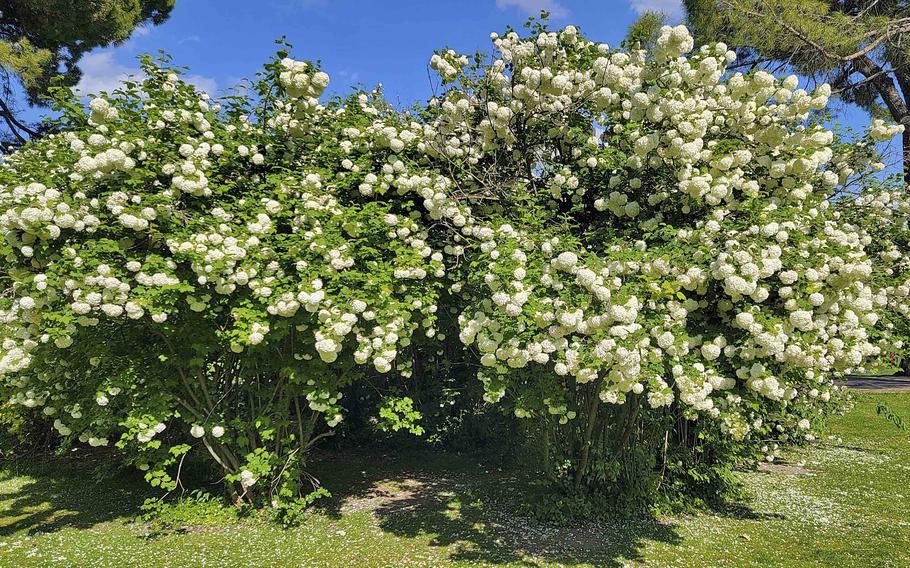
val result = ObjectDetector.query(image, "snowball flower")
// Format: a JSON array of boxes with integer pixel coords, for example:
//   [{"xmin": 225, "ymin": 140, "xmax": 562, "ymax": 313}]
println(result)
[{"xmin": 240, "ymin": 469, "xmax": 257, "ymax": 488}]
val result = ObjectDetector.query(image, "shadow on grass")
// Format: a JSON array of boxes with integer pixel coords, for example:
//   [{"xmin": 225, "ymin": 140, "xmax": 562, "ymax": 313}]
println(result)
[
  {"xmin": 311, "ymin": 450, "xmax": 684, "ymax": 567},
  {"xmin": 0, "ymin": 450, "xmax": 781, "ymax": 567},
  {"xmin": 711, "ymin": 501, "xmax": 785, "ymax": 521},
  {"xmin": 0, "ymin": 455, "xmax": 151, "ymax": 537}
]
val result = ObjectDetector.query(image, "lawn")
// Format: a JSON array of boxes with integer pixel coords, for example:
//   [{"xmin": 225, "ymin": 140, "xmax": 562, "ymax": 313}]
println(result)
[{"xmin": 0, "ymin": 393, "xmax": 907, "ymax": 568}]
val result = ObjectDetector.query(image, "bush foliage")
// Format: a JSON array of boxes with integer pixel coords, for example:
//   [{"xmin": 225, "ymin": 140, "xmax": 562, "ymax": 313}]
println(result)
[{"xmin": 0, "ymin": 21, "xmax": 906, "ymax": 514}]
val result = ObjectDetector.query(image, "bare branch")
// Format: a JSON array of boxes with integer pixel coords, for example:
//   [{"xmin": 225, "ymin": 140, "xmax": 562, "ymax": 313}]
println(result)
[{"xmin": 0, "ymin": 96, "xmax": 37, "ymax": 144}]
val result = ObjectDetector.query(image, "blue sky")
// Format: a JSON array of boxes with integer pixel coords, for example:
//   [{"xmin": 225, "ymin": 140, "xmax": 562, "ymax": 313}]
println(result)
[
  {"xmin": 28, "ymin": 0, "xmax": 900, "ymax": 171},
  {"xmin": 74, "ymin": 0, "xmax": 684, "ymax": 103}
]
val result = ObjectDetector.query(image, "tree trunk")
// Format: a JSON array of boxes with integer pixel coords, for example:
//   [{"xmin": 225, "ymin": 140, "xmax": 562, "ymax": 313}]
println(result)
[
  {"xmin": 542, "ymin": 421, "xmax": 553, "ymax": 481},
  {"xmin": 573, "ymin": 378, "xmax": 605, "ymax": 490},
  {"xmin": 889, "ymin": 69, "xmax": 910, "ymax": 185},
  {"xmin": 852, "ymin": 56, "xmax": 910, "ymax": 183},
  {"xmin": 615, "ymin": 396, "xmax": 640, "ymax": 457}
]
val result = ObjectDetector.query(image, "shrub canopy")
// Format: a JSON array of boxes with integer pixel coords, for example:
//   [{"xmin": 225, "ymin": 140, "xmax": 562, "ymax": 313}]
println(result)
[{"xmin": 0, "ymin": 24, "xmax": 903, "ymax": 510}]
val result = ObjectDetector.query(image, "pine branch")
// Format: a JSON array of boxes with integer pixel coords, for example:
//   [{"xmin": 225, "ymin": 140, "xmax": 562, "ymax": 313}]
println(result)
[{"xmin": 725, "ymin": 0, "xmax": 910, "ymax": 63}]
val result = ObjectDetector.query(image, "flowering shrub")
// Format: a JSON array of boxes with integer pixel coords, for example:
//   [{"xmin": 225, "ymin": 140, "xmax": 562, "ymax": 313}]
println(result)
[
  {"xmin": 424, "ymin": 22, "xmax": 887, "ymax": 492},
  {"xmin": 0, "ymin": 23, "xmax": 902, "ymax": 509},
  {"xmin": 0, "ymin": 51, "xmax": 455, "ymax": 507},
  {"xmin": 839, "ymin": 185, "xmax": 910, "ymax": 375}
]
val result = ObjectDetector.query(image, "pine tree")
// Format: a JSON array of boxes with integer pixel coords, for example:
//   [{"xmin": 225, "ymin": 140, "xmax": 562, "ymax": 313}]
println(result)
[
  {"xmin": 0, "ymin": 0, "xmax": 175, "ymax": 147},
  {"xmin": 684, "ymin": 0, "xmax": 910, "ymax": 182}
]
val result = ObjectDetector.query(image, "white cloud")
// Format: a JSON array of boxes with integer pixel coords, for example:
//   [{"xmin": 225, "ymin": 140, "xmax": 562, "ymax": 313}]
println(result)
[
  {"xmin": 337, "ymin": 70, "xmax": 360, "ymax": 84},
  {"xmin": 184, "ymin": 74, "xmax": 218, "ymax": 94},
  {"xmin": 75, "ymin": 52, "xmax": 141, "ymax": 95},
  {"xmin": 496, "ymin": 0, "xmax": 569, "ymax": 19},
  {"xmin": 628, "ymin": 0, "xmax": 684, "ymax": 18},
  {"xmin": 76, "ymin": 51, "xmax": 217, "ymax": 96}
]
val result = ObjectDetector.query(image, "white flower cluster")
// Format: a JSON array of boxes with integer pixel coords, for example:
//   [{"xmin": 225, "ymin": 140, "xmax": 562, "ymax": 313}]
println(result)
[
  {"xmin": 269, "ymin": 58, "xmax": 331, "ymax": 132},
  {"xmin": 868, "ymin": 118, "xmax": 905, "ymax": 142},
  {"xmin": 279, "ymin": 58, "xmax": 330, "ymax": 99},
  {"xmin": 89, "ymin": 97, "xmax": 119, "ymax": 124},
  {"xmin": 0, "ymin": 182, "xmax": 101, "ymax": 243},
  {"xmin": 429, "ymin": 50, "xmax": 469, "ymax": 79}
]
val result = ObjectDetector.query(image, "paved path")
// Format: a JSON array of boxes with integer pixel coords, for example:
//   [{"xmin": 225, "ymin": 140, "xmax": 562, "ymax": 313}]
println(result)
[{"xmin": 843, "ymin": 376, "xmax": 910, "ymax": 392}]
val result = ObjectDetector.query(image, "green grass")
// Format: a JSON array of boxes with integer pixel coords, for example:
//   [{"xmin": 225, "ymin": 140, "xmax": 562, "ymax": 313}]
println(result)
[
  {"xmin": 853, "ymin": 365, "xmax": 902, "ymax": 376},
  {"xmin": 1, "ymin": 393, "xmax": 908, "ymax": 567}
]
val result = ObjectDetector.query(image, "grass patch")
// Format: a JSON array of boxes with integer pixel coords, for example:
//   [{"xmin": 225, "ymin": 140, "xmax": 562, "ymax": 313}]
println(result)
[
  {"xmin": 853, "ymin": 365, "xmax": 902, "ymax": 376},
  {"xmin": 0, "ymin": 393, "xmax": 907, "ymax": 567}
]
